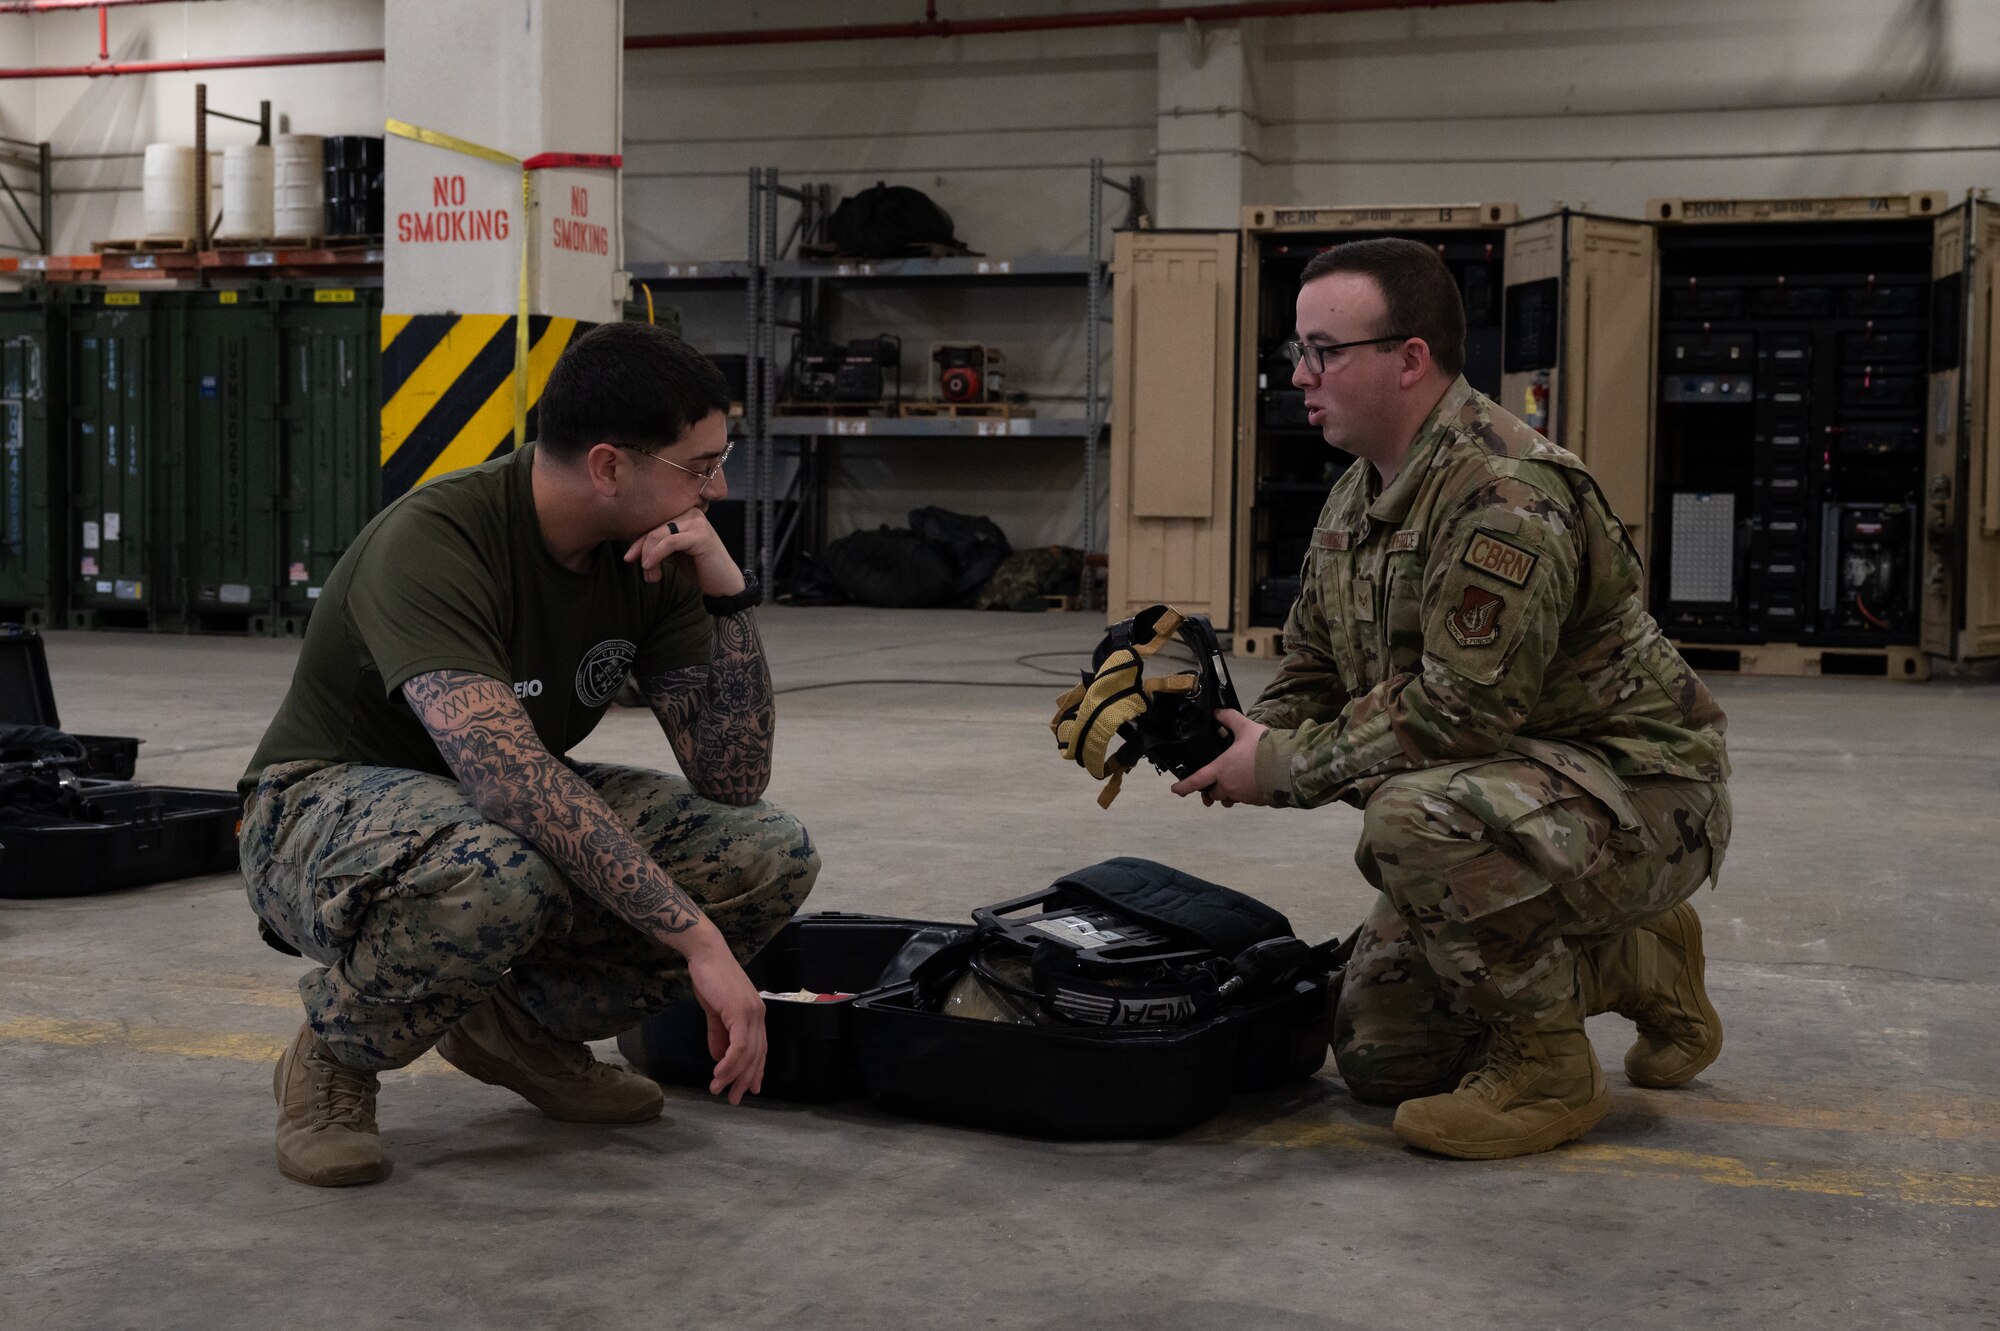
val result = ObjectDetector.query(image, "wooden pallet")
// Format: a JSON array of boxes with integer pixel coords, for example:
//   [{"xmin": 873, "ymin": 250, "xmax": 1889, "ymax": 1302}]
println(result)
[
  {"xmin": 797, "ymin": 241, "xmax": 979, "ymax": 261},
  {"xmin": 1232, "ymin": 628, "xmax": 1286, "ymax": 660},
  {"xmin": 211, "ymin": 235, "xmax": 321, "ymax": 251},
  {"xmin": 897, "ymin": 399, "xmax": 1031, "ymax": 420},
  {"xmin": 773, "ymin": 402, "xmax": 885, "ymax": 418},
  {"xmin": 92, "ymin": 237, "xmax": 195, "ymax": 254},
  {"xmin": 1674, "ymin": 640, "xmax": 1930, "ymax": 682}
]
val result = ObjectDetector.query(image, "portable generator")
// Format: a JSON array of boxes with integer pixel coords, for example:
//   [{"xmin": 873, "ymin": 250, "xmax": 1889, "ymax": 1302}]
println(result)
[
  {"xmin": 933, "ymin": 343, "xmax": 1005, "ymax": 403},
  {"xmin": 794, "ymin": 334, "xmax": 902, "ymax": 405}
]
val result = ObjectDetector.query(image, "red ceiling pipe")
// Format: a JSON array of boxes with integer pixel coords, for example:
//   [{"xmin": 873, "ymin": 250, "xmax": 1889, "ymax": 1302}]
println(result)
[
  {"xmin": 0, "ymin": 0, "xmax": 1545, "ymax": 79},
  {"xmin": 97, "ymin": 4, "xmax": 107, "ymax": 61},
  {"xmin": 0, "ymin": 0, "xmax": 215, "ymax": 11},
  {"xmin": 0, "ymin": 48, "xmax": 384, "ymax": 78},
  {"xmin": 627, "ymin": 0, "xmax": 1548, "ymax": 51}
]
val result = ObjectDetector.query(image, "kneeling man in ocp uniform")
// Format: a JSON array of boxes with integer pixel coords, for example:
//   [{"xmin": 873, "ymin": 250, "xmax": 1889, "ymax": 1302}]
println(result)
[
  {"xmin": 1176, "ymin": 239, "xmax": 1730, "ymax": 1160},
  {"xmin": 239, "ymin": 323, "xmax": 820, "ymax": 1186}
]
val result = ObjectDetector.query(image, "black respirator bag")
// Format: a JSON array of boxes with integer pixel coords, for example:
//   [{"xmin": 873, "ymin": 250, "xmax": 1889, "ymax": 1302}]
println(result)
[{"xmin": 914, "ymin": 856, "xmax": 1319, "ymax": 1031}]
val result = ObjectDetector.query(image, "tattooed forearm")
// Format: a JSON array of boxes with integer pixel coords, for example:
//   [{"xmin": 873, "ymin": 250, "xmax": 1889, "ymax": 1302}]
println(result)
[
  {"xmin": 402, "ymin": 670, "xmax": 705, "ymax": 941},
  {"xmin": 640, "ymin": 607, "xmax": 774, "ymax": 807}
]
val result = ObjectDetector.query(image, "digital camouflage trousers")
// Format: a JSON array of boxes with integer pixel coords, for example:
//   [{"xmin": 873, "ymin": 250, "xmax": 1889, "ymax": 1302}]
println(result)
[
  {"xmin": 240, "ymin": 760, "xmax": 821, "ymax": 1071},
  {"xmin": 1331, "ymin": 745, "xmax": 1730, "ymax": 1105}
]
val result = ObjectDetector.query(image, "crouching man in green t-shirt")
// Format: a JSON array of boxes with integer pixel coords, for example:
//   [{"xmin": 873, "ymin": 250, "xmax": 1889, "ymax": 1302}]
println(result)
[{"xmin": 238, "ymin": 322, "xmax": 819, "ymax": 1187}]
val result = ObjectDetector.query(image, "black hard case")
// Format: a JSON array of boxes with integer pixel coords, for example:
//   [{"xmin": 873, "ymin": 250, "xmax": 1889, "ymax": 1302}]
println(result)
[
  {"xmin": 617, "ymin": 912, "xmax": 1335, "ymax": 1139},
  {"xmin": 617, "ymin": 913, "xmax": 964, "ymax": 1103},
  {"xmin": 0, "ymin": 626, "xmax": 241, "ymax": 898}
]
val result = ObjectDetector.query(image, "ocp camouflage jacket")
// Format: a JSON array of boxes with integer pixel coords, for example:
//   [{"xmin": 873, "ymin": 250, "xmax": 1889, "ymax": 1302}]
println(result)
[{"xmin": 1248, "ymin": 376, "xmax": 1729, "ymax": 810}]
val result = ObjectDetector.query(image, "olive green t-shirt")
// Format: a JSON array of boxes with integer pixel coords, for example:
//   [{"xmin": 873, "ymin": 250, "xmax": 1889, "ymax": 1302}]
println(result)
[{"xmin": 241, "ymin": 444, "xmax": 710, "ymax": 797}]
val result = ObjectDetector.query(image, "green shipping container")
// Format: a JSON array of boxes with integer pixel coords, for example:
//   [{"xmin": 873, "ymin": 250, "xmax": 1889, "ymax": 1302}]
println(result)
[
  {"xmin": 276, "ymin": 284, "xmax": 382, "ymax": 631},
  {"xmin": 0, "ymin": 288, "xmax": 64, "ymax": 626},
  {"xmin": 180, "ymin": 288, "xmax": 281, "ymax": 631},
  {"xmin": 66, "ymin": 287, "xmax": 171, "ymax": 630}
]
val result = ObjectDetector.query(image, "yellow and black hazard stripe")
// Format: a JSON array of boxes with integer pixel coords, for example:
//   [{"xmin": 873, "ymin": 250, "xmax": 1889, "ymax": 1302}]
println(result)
[{"xmin": 379, "ymin": 313, "xmax": 589, "ymax": 501}]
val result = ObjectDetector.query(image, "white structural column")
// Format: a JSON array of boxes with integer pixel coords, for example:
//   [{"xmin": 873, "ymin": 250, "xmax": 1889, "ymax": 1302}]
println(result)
[
  {"xmin": 1153, "ymin": 18, "xmax": 1266, "ymax": 229},
  {"xmin": 384, "ymin": 0, "xmax": 622, "ymax": 324}
]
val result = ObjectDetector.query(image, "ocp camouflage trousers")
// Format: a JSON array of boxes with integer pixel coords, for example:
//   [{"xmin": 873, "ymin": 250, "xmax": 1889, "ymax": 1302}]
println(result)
[
  {"xmin": 240, "ymin": 760, "xmax": 821, "ymax": 1071},
  {"xmin": 1331, "ymin": 748, "xmax": 1729, "ymax": 1105}
]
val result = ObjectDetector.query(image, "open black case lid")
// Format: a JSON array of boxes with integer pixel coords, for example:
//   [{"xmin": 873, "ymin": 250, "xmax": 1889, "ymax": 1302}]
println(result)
[
  {"xmin": 0, "ymin": 624, "xmax": 141, "ymax": 780},
  {"xmin": 0, "ymin": 624, "xmax": 63, "ymax": 729}
]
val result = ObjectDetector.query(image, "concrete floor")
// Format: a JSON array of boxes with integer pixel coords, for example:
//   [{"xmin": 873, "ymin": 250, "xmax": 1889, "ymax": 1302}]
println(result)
[{"xmin": 3, "ymin": 607, "xmax": 1996, "ymax": 1330}]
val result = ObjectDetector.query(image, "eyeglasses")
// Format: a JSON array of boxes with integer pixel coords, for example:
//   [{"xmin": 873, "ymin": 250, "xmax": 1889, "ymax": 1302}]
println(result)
[
  {"xmin": 1282, "ymin": 335, "xmax": 1411, "ymax": 375},
  {"xmin": 629, "ymin": 440, "xmax": 734, "ymax": 492}
]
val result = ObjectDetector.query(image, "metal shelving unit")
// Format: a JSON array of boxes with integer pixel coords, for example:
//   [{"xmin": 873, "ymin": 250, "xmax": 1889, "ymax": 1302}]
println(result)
[
  {"xmin": 737, "ymin": 159, "xmax": 1128, "ymax": 591},
  {"xmin": 626, "ymin": 259, "xmax": 757, "ymax": 282}
]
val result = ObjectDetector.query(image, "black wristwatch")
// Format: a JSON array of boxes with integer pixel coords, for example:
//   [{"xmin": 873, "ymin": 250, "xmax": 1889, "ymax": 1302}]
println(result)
[{"xmin": 702, "ymin": 575, "xmax": 763, "ymax": 617}]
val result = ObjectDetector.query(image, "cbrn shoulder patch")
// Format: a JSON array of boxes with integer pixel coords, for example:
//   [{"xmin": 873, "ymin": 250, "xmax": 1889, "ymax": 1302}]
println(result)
[{"xmin": 1461, "ymin": 528, "xmax": 1539, "ymax": 588}]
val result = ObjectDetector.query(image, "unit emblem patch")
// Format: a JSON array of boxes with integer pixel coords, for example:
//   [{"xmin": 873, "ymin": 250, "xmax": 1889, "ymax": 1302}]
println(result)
[
  {"xmin": 1445, "ymin": 586, "xmax": 1504, "ymax": 647},
  {"xmin": 576, "ymin": 638, "xmax": 638, "ymax": 708},
  {"xmin": 1461, "ymin": 529, "xmax": 1539, "ymax": 588}
]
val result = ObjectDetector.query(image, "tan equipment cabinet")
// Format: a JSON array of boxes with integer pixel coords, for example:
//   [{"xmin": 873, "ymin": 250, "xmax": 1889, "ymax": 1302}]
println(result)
[
  {"xmin": 1939, "ymin": 198, "xmax": 2000, "ymax": 661},
  {"xmin": 1645, "ymin": 191, "xmax": 1994, "ymax": 678},
  {"xmin": 1229, "ymin": 202, "xmax": 1526, "ymax": 646},
  {"xmin": 1105, "ymin": 230, "xmax": 1239, "ymax": 622},
  {"xmin": 1496, "ymin": 213, "xmax": 1657, "ymax": 559},
  {"xmin": 1113, "ymin": 191, "xmax": 2000, "ymax": 674}
]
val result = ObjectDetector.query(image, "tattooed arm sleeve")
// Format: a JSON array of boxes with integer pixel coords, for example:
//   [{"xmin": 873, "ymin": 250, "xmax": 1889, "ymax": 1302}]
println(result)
[
  {"xmin": 639, "ymin": 607, "xmax": 775, "ymax": 807},
  {"xmin": 403, "ymin": 669, "xmax": 708, "ymax": 943}
]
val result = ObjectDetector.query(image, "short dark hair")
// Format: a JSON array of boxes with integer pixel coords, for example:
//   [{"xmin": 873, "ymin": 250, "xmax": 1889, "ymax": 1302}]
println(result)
[
  {"xmin": 1298, "ymin": 237, "xmax": 1466, "ymax": 378},
  {"xmin": 536, "ymin": 321, "xmax": 731, "ymax": 460}
]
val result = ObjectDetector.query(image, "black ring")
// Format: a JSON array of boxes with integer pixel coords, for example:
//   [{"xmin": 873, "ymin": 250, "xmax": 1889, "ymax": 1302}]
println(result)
[{"xmin": 667, "ymin": 521, "xmax": 679, "ymax": 535}]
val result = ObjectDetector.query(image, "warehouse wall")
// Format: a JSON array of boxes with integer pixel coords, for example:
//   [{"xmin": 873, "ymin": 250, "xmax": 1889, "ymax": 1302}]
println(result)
[
  {"xmin": 8, "ymin": 0, "xmax": 1996, "ymax": 551},
  {"xmin": 1256, "ymin": 0, "xmax": 2000, "ymax": 213},
  {"xmin": 624, "ymin": 0, "xmax": 2000, "ymax": 553}
]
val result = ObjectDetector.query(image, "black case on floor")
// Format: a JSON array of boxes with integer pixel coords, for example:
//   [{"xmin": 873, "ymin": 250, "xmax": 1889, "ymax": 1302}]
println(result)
[
  {"xmin": 617, "ymin": 911, "xmax": 1337, "ymax": 1138},
  {"xmin": 617, "ymin": 913, "xmax": 971, "ymax": 1102},
  {"xmin": 0, "ymin": 781, "xmax": 243, "ymax": 898},
  {"xmin": 0, "ymin": 625, "xmax": 242, "ymax": 899}
]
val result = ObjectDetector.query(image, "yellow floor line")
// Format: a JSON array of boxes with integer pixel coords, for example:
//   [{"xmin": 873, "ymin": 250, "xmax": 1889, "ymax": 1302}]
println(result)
[
  {"xmin": 0, "ymin": 1016, "xmax": 454, "ymax": 1076},
  {"xmin": 3, "ymin": 1015, "xmax": 292, "ymax": 1064},
  {"xmin": 1203, "ymin": 1118, "xmax": 2000, "ymax": 1208},
  {"xmin": 1616, "ymin": 1086, "xmax": 2000, "ymax": 1144},
  {"xmin": 1548, "ymin": 1142, "xmax": 2000, "ymax": 1209},
  {"xmin": 5, "ymin": 1013, "xmax": 1997, "ymax": 1208}
]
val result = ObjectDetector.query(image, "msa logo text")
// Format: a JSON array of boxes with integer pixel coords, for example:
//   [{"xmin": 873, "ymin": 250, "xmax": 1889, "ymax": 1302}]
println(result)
[{"xmin": 514, "ymin": 679, "xmax": 544, "ymax": 699}]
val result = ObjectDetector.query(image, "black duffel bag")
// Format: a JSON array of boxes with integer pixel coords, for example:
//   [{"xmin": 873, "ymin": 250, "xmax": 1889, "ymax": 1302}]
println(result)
[
  {"xmin": 908, "ymin": 506, "xmax": 1011, "ymax": 608},
  {"xmin": 824, "ymin": 526, "xmax": 957, "ymax": 608}
]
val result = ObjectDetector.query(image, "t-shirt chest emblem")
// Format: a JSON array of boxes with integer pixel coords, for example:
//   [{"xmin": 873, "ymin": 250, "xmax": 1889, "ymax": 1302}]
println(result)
[{"xmin": 576, "ymin": 638, "xmax": 637, "ymax": 708}]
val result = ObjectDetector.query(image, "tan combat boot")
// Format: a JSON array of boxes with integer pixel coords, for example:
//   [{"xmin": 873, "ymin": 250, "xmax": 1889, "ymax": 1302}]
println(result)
[
  {"xmin": 436, "ymin": 982, "xmax": 665, "ymax": 1123},
  {"xmin": 1391, "ymin": 1007, "xmax": 1610, "ymax": 1160},
  {"xmin": 274, "ymin": 1023, "xmax": 388, "ymax": 1187},
  {"xmin": 1579, "ymin": 901, "xmax": 1722, "ymax": 1088}
]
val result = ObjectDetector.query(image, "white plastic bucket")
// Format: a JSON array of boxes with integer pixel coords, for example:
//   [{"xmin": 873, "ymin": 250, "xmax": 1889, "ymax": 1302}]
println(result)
[
  {"xmin": 216, "ymin": 143, "xmax": 275, "ymax": 241},
  {"xmin": 272, "ymin": 134, "xmax": 324, "ymax": 239},
  {"xmin": 140, "ymin": 144, "xmax": 197, "ymax": 241}
]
